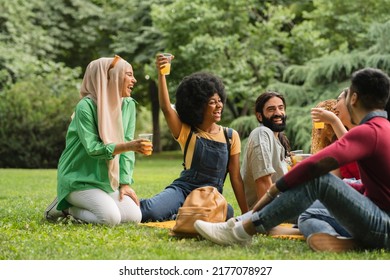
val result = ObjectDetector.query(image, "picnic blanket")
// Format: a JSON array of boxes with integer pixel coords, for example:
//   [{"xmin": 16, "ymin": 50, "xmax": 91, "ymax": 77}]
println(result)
[{"xmin": 140, "ymin": 221, "xmax": 305, "ymax": 241}]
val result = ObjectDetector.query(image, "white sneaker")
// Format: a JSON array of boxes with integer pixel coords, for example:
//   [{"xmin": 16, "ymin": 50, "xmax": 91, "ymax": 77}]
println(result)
[
  {"xmin": 44, "ymin": 197, "xmax": 67, "ymax": 222},
  {"xmin": 194, "ymin": 218, "xmax": 252, "ymax": 245}
]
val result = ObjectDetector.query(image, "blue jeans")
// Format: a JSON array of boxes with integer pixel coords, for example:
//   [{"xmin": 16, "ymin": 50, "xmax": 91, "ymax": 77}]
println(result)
[
  {"xmin": 297, "ymin": 200, "xmax": 351, "ymax": 238},
  {"xmin": 140, "ymin": 184, "xmax": 234, "ymax": 222},
  {"xmin": 250, "ymin": 173, "xmax": 390, "ymax": 249},
  {"xmin": 140, "ymin": 134, "xmax": 233, "ymax": 222}
]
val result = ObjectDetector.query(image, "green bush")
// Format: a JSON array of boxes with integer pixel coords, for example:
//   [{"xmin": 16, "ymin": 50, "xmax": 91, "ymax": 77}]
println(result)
[{"xmin": 0, "ymin": 69, "xmax": 80, "ymax": 168}]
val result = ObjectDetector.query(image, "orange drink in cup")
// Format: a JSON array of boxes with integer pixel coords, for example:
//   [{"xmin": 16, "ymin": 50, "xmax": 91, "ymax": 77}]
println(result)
[
  {"xmin": 139, "ymin": 133, "xmax": 153, "ymax": 156},
  {"xmin": 160, "ymin": 53, "xmax": 172, "ymax": 75},
  {"xmin": 291, "ymin": 153, "xmax": 311, "ymax": 167},
  {"xmin": 314, "ymin": 122, "xmax": 325, "ymax": 129}
]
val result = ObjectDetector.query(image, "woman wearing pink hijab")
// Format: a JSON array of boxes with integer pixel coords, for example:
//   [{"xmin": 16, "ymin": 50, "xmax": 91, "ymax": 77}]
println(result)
[{"xmin": 44, "ymin": 56, "xmax": 151, "ymax": 225}]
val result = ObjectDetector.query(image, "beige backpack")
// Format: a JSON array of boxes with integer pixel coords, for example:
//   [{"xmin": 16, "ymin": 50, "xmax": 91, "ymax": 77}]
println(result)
[{"xmin": 169, "ymin": 186, "xmax": 228, "ymax": 237}]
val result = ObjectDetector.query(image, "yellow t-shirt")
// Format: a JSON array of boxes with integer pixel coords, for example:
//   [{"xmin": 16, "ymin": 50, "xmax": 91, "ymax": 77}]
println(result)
[{"xmin": 176, "ymin": 124, "xmax": 241, "ymax": 169}]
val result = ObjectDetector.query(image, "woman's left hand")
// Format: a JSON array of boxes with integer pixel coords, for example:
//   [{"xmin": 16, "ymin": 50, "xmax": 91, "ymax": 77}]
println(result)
[{"xmin": 119, "ymin": 184, "xmax": 140, "ymax": 206}]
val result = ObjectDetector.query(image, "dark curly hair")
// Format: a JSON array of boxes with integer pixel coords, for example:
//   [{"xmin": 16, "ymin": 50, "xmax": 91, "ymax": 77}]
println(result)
[{"xmin": 175, "ymin": 72, "xmax": 226, "ymax": 127}]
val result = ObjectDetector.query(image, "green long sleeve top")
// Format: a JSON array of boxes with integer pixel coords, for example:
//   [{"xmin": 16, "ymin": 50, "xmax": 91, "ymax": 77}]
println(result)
[{"xmin": 56, "ymin": 97, "xmax": 136, "ymax": 210}]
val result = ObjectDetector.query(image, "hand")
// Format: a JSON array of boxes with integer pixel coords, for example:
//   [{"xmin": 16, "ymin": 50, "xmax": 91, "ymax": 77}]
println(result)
[
  {"xmin": 119, "ymin": 184, "xmax": 140, "ymax": 206},
  {"xmin": 155, "ymin": 53, "xmax": 174, "ymax": 74},
  {"xmin": 311, "ymin": 108, "xmax": 337, "ymax": 124},
  {"xmin": 128, "ymin": 139, "xmax": 153, "ymax": 155}
]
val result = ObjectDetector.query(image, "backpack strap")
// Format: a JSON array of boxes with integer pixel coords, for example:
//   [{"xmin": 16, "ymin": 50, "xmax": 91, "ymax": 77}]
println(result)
[
  {"xmin": 182, "ymin": 127, "xmax": 195, "ymax": 170},
  {"xmin": 223, "ymin": 127, "xmax": 233, "ymax": 181}
]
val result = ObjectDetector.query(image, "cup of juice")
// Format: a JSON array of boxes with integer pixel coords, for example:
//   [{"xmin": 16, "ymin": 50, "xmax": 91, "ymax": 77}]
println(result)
[
  {"xmin": 314, "ymin": 122, "xmax": 325, "ymax": 129},
  {"xmin": 291, "ymin": 153, "xmax": 311, "ymax": 167},
  {"xmin": 138, "ymin": 133, "xmax": 153, "ymax": 156},
  {"xmin": 160, "ymin": 53, "xmax": 172, "ymax": 75}
]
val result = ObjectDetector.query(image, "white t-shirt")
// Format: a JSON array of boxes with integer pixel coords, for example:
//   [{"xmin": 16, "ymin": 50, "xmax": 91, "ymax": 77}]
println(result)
[{"xmin": 240, "ymin": 125, "xmax": 288, "ymax": 209}]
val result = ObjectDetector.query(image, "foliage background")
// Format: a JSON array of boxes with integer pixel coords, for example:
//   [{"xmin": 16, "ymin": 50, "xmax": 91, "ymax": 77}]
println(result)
[{"xmin": 1, "ymin": 0, "xmax": 390, "ymax": 167}]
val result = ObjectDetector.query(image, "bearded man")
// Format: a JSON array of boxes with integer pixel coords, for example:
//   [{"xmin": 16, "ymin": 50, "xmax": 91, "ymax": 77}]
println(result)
[
  {"xmin": 240, "ymin": 91, "xmax": 291, "ymax": 209},
  {"xmin": 195, "ymin": 68, "xmax": 390, "ymax": 253}
]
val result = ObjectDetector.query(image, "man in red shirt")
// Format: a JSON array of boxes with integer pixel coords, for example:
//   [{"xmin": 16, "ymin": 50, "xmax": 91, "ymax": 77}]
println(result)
[{"xmin": 194, "ymin": 67, "xmax": 390, "ymax": 252}]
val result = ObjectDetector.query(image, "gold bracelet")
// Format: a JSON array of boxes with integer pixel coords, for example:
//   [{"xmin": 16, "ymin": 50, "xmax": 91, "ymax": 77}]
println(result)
[{"xmin": 266, "ymin": 189, "xmax": 276, "ymax": 200}]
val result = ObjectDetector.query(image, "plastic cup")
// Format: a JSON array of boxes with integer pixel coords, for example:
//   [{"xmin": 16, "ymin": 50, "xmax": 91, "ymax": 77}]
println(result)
[
  {"xmin": 314, "ymin": 122, "xmax": 325, "ymax": 129},
  {"xmin": 160, "ymin": 53, "xmax": 172, "ymax": 75},
  {"xmin": 291, "ymin": 150, "xmax": 303, "ymax": 154},
  {"xmin": 138, "ymin": 133, "xmax": 153, "ymax": 156},
  {"xmin": 291, "ymin": 153, "xmax": 311, "ymax": 167}
]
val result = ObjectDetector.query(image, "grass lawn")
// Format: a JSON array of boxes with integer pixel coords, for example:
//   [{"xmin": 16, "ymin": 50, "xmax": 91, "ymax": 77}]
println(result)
[{"xmin": 0, "ymin": 151, "xmax": 389, "ymax": 260}]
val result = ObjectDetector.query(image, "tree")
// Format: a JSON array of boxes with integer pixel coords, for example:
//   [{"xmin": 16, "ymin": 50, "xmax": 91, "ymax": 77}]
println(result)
[
  {"xmin": 0, "ymin": 0, "xmax": 106, "ymax": 89},
  {"xmin": 106, "ymin": 0, "xmax": 167, "ymax": 152},
  {"xmin": 272, "ymin": 19, "xmax": 390, "ymax": 151},
  {"xmin": 0, "ymin": 0, "xmax": 99, "ymax": 167},
  {"xmin": 0, "ymin": 65, "xmax": 80, "ymax": 167},
  {"xmin": 149, "ymin": 0, "xmax": 294, "ymax": 122},
  {"xmin": 2, "ymin": 0, "xmax": 390, "ymax": 165},
  {"xmin": 218, "ymin": 0, "xmax": 390, "ymax": 151}
]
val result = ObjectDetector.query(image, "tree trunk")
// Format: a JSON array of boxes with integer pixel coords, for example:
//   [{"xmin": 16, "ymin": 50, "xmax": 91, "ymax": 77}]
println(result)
[{"xmin": 149, "ymin": 80, "xmax": 161, "ymax": 152}]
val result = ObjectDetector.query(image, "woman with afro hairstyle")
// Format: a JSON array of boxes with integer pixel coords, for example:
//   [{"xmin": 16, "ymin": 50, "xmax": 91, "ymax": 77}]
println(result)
[{"xmin": 140, "ymin": 54, "xmax": 248, "ymax": 222}]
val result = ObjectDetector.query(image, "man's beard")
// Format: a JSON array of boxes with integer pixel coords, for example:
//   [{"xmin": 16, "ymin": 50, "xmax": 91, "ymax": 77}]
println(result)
[{"xmin": 261, "ymin": 114, "xmax": 287, "ymax": 132}]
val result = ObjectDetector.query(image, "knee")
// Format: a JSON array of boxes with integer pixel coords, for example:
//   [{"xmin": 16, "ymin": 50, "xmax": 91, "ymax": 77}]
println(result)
[
  {"xmin": 100, "ymin": 211, "xmax": 121, "ymax": 226},
  {"xmin": 129, "ymin": 208, "xmax": 142, "ymax": 223},
  {"xmin": 297, "ymin": 212, "xmax": 310, "ymax": 224},
  {"xmin": 119, "ymin": 196, "xmax": 142, "ymax": 223}
]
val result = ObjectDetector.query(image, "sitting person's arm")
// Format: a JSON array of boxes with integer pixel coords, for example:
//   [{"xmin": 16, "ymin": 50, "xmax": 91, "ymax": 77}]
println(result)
[{"xmin": 255, "ymin": 175, "xmax": 273, "ymax": 201}]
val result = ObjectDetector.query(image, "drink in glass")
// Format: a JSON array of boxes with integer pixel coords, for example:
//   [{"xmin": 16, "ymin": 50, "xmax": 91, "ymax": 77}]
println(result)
[
  {"xmin": 138, "ymin": 133, "xmax": 153, "ymax": 156},
  {"xmin": 160, "ymin": 53, "xmax": 172, "ymax": 75},
  {"xmin": 314, "ymin": 122, "xmax": 325, "ymax": 129}
]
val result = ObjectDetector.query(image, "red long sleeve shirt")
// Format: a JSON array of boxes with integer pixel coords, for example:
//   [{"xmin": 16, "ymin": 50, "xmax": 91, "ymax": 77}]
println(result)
[
  {"xmin": 340, "ymin": 162, "xmax": 361, "ymax": 180},
  {"xmin": 276, "ymin": 112, "xmax": 390, "ymax": 212}
]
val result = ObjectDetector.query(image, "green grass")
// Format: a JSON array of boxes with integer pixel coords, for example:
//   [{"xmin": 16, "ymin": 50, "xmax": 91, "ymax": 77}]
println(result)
[{"xmin": 0, "ymin": 151, "xmax": 389, "ymax": 260}]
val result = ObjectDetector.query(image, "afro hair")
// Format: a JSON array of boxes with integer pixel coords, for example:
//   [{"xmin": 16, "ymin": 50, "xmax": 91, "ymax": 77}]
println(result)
[{"xmin": 175, "ymin": 72, "xmax": 226, "ymax": 127}]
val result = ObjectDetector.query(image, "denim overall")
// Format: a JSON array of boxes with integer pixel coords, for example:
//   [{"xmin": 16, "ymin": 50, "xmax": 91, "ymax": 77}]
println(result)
[{"xmin": 140, "ymin": 130, "xmax": 233, "ymax": 222}]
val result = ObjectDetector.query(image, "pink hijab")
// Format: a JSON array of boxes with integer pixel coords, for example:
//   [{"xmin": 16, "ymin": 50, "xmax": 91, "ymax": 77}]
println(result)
[{"xmin": 79, "ymin": 55, "xmax": 130, "ymax": 190}]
